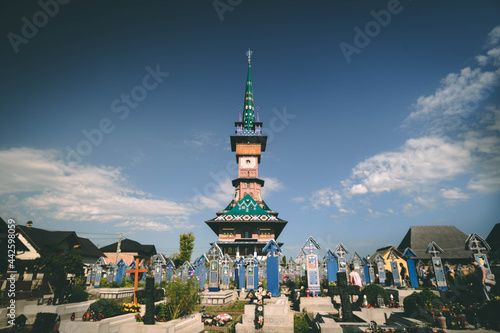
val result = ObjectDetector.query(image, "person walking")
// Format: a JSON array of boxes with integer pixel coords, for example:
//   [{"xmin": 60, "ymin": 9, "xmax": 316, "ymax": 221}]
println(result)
[
  {"xmin": 399, "ymin": 263, "xmax": 407, "ymax": 286},
  {"xmin": 349, "ymin": 264, "xmax": 362, "ymax": 302},
  {"xmin": 471, "ymin": 260, "xmax": 490, "ymax": 301}
]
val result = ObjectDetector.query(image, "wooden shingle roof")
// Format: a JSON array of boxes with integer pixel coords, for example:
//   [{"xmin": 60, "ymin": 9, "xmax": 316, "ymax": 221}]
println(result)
[{"xmin": 397, "ymin": 225, "xmax": 472, "ymax": 260}]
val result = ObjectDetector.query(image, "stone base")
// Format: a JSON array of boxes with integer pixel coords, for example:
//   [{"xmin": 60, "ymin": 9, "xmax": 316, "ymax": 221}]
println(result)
[
  {"xmin": 0, "ymin": 299, "xmax": 95, "ymax": 328},
  {"xmin": 299, "ymin": 296, "xmax": 337, "ymax": 315},
  {"xmin": 314, "ymin": 312, "xmax": 343, "ymax": 333},
  {"xmin": 236, "ymin": 295, "xmax": 293, "ymax": 333},
  {"xmin": 59, "ymin": 312, "xmax": 203, "ymax": 333},
  {"xmin": 200, "ymin": 290, "xmax": 236, "ymax": 305},
  {"xmin": 355, "ymin": 308, "xmax": 403, "ymax": 325},
  {"xmin": 96, "ymin": 287, "xmax": 136, "ymax": 299}
]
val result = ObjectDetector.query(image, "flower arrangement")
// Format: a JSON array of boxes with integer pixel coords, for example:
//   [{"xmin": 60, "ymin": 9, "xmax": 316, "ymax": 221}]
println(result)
[
  {"xmin": 246, "ymin": 281, "xmax": 271, "ymax": 329},
  {"xmin": 122, "ymin": 302, "xmax": 142, "ymax": 313},
  {"xmin": 202, "ymin": 313, "xmax": 233, "ymax": 326}
]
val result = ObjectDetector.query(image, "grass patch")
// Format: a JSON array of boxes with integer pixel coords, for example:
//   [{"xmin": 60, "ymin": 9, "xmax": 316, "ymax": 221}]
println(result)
[{"xmin": 294, "ymin": 313, "xmax": 309, "ymax": 333}]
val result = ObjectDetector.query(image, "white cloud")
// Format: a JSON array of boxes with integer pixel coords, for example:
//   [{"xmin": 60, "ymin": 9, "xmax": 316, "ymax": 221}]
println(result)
[
  {"xmin": 0, "ymin": 147, "xmax": 192, "ymax": 230},
  {"xmin": 350, "ymin": 184, "xmax": 368, "ymax": 195},
  {"xmin": 439, "ymin": 188, "xmax": 469, "ymax": 200},
  {"xmin": 486, "ymin": 26, "xmax": 500, "ymax": 48},
  {"xmin": 291, "ymin": 197, "xmax": 305, "ymax": 203},
  {"xmin": 467, "ymin": 173, "xmax": 500, "ymax": 194},
  {"xmin": 191, "ymin": 181, "xmax": 234, "ymax": 210},
  {"xmin": 115, "ymin": 220, "xmax": 193, "ymax": 231},
  {"xmin": 310, "ymin": 27, "xmax": 500, "ymax": 215},
  {"xmin": 310, "ymin": 187, "xmax": 345, "ymax": 212},
  {"xmin": 261, "ymin": 177, "xmax": 284, "ymax": 197},
  {"xmin": 367, "ymin": 208, "xmax": 386, "ymax": 218},
  {"xmin": 404, "ymin": 67, "xmax": 499, "ymax": 127},
  {"xmin": 350, "ymin": 137, "xmax": 471, "ymax": 194},
  {"xmin": 190, "ymin": 176, "xmax": 283, "ymax": 211}
]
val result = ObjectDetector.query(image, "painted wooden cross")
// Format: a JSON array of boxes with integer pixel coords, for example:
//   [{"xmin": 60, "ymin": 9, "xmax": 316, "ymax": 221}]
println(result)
[
  {"xmin": 126, "ymin": 258, "xmax": 148, "ymax": 304},
  {"xmin": 426, "ymin": 241, "xmax": 447, "ymax": 290},
  {"xmin": 324, "ymin": 250, "xmax": 338, "ymax": 283},
  {"xmin": 263, "ymin": 239, "xmax": 281, "ymax": 296},
  {"xmin": 334, "ymin": 243, "xmax": 349, "ymax": 273},
  {"xmin": 328, "ymin": 271, "xmax": 360, "ymax": 322},
  {"xmin": 402, "ymin": 247, "xmax": 419, "ymax": 287},
  {"xmin": 466, "ymin": 233, "xmax": 492, "ymax": 274}
]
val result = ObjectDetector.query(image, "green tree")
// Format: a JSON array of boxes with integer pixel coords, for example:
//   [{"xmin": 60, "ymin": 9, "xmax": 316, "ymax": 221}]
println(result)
[
  {"xmin": 178, "ymin": 233, "xmax": 195, "ymax": 264},
  {"xmin": 281, "ymin": 255, "xmax": 287, "ymax": 267},
  {"xmin": 32, "ymin": 248, "xmax": 84, "ymax": 305}
]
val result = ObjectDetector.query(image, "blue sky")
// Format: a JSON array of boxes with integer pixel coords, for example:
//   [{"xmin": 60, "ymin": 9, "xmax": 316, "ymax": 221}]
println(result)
[{"xmin": 1, "ymin": 0, "xmax": 499, "ymax": 261}]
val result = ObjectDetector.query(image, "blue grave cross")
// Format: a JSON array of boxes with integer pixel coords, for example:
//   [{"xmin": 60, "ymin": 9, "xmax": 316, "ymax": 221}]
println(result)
[
  {"xmin": 373, "ymin": 253, "xmax": 386, "ymax": 284},
  {"xmin": 363, "ymin": 257, "xmax": 374, "ymax": 284},
  {"xmin": 207, "ymin": 244, "xmax": 222, "ymax": 291},
  {"xmin": 301, "ymin": 236, "xmax": 322, "ymax": 254},
  {"xmin": 324, "ymin": 250, "xmax": 339, "ymax": 283},
  {"xmin": 351, "ymin": 252, "xmax": 365, "ymax": 285},
  {"xmin": 263, "ymin": 239, "xmax": 282, "ymax": 296},
  {"xmin": 426, "ymin": 241, "xmax": 447, "ymax": 290},
  {"xmin": 465, "ymin": 233, "xmax": 492, "ymax": 274},
  {"xmin": 94, "ymin": 257, "xmax": 107, "ymax": 288},
  {"xmin": 245, "ymin": 255, "xmax": 260, "ymax": 290},
  {"xmin": 334, "ymin": 243, "xmax": 349, "ymax": 273},
  {"xmin": 152, "ymin": 254, "xmax": 167, "ymax": 284},
  {"xmin": 220, "ymin": 254, "xmax": 232, "ymax": 290},
  {"xmin": 402, "ymin": 247, "xmax": 419, "ymax": 288},
  {"xmin": 301, "ymin": 237, "xmax": 322, "ymax": 295}
]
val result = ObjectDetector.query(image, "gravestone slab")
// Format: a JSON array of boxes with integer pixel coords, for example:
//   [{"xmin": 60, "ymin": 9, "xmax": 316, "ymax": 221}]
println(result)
[
  {"xmin": 236, "ymin": 295, "xmax": 293, "ymax": 333},
  {"xmin": 315, "ymin": 312, "xmax": 343, "ymax": 333},
  {"xmin": 299, "ymin": 296, "xmax": 338, "ymax": 315},
  {"xmin": 199, "ymin": 289, "xmax": 235, "ymax": 305}
]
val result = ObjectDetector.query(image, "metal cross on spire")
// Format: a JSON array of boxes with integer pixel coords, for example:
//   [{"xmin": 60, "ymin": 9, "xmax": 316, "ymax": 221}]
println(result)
[{"xmin": 246, "ymin": 49, "xmax": 253, "ymax": 63}]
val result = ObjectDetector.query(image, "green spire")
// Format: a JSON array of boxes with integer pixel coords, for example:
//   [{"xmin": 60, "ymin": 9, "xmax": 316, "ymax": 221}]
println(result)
[{"xmin": 243, "ymin": 49, "xmax": 254, "ymax": 130}]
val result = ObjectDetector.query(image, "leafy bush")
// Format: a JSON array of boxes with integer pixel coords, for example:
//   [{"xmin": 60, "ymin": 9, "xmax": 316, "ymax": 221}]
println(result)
[
  {"xmin": 66, "ymin": 285, "xmax": 89, "ymax": 303},
  {"xmin": 32, "ymin": 313, "xmax": 58, "ymax": 333},
  {"xmin": 222, "ymin": 301, "xmax": 246, "ymax": 311},
  {"xmin": 359, "ymin": 284, "xmax": 389, "ymax": 307},
  {"xmin": 478, "ymin": 297, "xmax": 500, "ymax": 326},
  {"xmin": 155, "ymin": 303, "xmax": 169, "ymax": 321},
  {"xmin": 403, "ymin": 288, "xmax": 441, "ymax": 316},
  {"xmin": 164, "ymin": 277, "xmax": 200, "ymax": 320},
  {"xmin": 119, "ymin": 278, "xmax": 133, "ymax": 288},
  {"xmin": 294, "ymin": 314, "xmax": 309, "ymax": 333},
  {"xmin": 100, "ymin": 277, "xmax": 109, "ymax": 287},
  {"xmin": 89, "ymin": 299, "xmax": 123, "ymax": 318}
]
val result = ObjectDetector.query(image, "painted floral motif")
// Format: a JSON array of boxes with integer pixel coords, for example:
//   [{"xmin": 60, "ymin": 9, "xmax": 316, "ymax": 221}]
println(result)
[{"xmin": 246, "ymin": 282, "xmax": 272, "ymax": 329}]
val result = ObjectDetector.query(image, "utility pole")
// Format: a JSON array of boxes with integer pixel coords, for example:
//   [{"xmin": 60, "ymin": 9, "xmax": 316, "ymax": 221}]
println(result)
[{"xmin": 115, "ymin": 233, "xmax": 122, "ymax": 264}]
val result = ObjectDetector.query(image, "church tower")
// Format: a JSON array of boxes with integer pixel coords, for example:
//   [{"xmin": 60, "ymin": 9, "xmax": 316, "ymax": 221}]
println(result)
[{"xmin": 205, "ymin": 50, "xmax": 287, "ymax": 259}]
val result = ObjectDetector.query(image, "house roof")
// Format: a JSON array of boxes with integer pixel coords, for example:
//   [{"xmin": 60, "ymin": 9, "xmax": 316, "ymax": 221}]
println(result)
[
  {"xmin": 370, "ymin": 246, "xmax": 403, "ymax": 262},
  {"xmin": 78, "ymin": 237, "xmax": 104, "ymax": 259},
  {"xmin": 0, "ymin": 217, "xmax": 7, "ymax": 233},
  {"xmin": 99, "ymin": 238, "xmax": 156, "ymax": 257},
  {"xmin": 223, "ymin": 195, "xmax": 270, "ymax": 216},
  {"xmin": 486, "ymin": 223, "xmax": 500, "ymax": 252},
  {"xmin": 397, "ymin": 225, "xmax": 472, "ymax": 260},
  {"xmin": 16, "ymin": 225, "xmax": 81, "ymax": 253}
]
